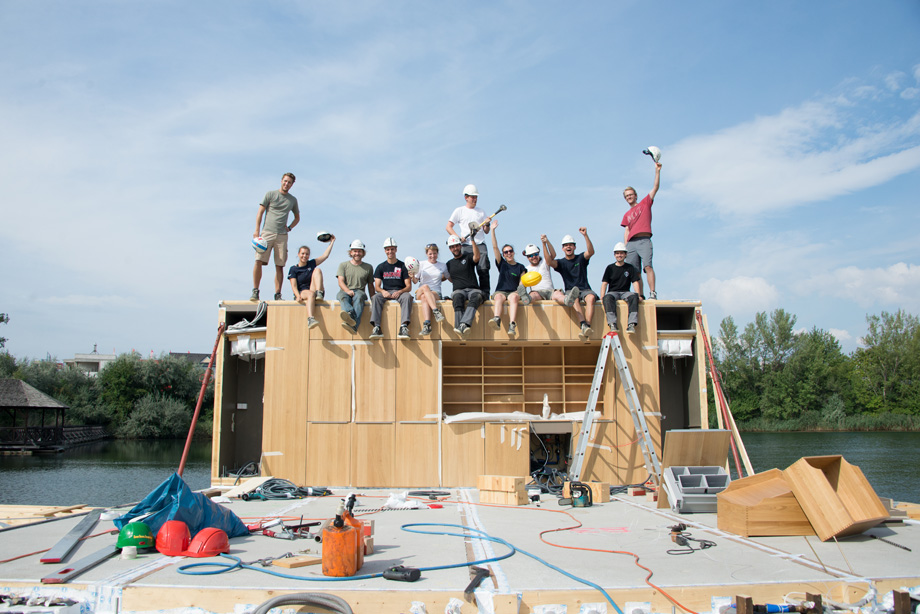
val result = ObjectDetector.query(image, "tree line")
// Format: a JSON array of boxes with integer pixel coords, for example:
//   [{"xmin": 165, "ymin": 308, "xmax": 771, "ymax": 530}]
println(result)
[
  {"xmin": 713, "ymin": 309, "xmax": 920, "ymax": 430},
  {"xmin": 0, "ymin": 350, "xmax": 213, "ymax": 439}
]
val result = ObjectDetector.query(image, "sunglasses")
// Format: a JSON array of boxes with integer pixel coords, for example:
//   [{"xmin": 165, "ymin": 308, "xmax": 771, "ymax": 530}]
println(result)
[{"xmin": 502, "ymin": 249, "xmax": 514, "ymax": 255}]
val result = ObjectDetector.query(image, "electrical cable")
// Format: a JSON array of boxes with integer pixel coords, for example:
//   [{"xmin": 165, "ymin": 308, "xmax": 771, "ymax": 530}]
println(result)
[{"xmin": 253, "ymin": 592, "xmax": 352, "ymax": 614}]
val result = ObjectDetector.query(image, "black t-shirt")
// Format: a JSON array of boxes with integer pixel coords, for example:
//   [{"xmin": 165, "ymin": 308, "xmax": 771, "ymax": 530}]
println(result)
[
  {"xmin": 374, "ymin": 260, "xmax": 408, "ymax": 291},
  {"xmin": 287, "ymin": 259, "xmax": 317, "ymax": 291},
  {"xmin": 554, "ymin": 253, "xmax": 591, "ymax": 291},
  {"xmin": 495, "ymin": 258, "xmax": 526, "ymax": 293},
  {"xmin": 601, "ymin": 262, "xmax": 640, "ymax": 293},
  {"xmin": 447, "ymin": 254, "xmax": 478, "ymax": 291}
]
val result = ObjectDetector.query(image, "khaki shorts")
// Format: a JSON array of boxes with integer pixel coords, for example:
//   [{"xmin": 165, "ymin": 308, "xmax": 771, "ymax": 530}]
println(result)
[
  {"xmin": 257, "ymin": 232, "xmax": 288, "ymax": 266},
  {"xmin": 531, "ymin": 288, "xmax": 554, "ymax": 300}
]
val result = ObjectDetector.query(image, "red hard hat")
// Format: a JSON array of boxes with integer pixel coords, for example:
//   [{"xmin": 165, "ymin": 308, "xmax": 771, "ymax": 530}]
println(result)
[
  {"xmin": 182, "ymin": 527, "xmax": 230, "ymax": 558},
  {"xmin": 156, "ymin": 520, "xmax": 191, "ymax": 556}
]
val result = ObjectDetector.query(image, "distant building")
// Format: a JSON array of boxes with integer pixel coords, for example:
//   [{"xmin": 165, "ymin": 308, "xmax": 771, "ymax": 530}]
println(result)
[
  {"xmin": 63, "ymin": 344, "xmax": 116, "ymax": 377},
  {"xmin": 169, "ymin": 352, "xmax": 212, "ymax": 370}
]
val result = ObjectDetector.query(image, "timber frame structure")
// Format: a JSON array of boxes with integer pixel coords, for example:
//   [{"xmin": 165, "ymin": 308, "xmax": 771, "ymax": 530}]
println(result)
[{"xmin": 210, "ymin": 298, "xmax": 710, "ymax": 487}]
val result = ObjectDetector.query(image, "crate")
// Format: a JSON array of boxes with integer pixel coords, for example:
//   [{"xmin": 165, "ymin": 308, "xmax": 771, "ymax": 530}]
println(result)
[
  {"xmin": 663, "ymin": 466, "xmax": 730, "ymax": 513},
  {"xmin": 478, "ymin": 474, "xmax": 529, "ymax": 506},
  {"xmin": 783, "ymin": 455, "xmax": 887, "ymax": 541},
  {"xmin": 717, "ymin": 468, "xmax": 814, "ymax": 537}
]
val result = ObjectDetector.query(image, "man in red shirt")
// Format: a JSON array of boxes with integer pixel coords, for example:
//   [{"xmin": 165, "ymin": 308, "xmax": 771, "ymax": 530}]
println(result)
[{"xmin": 620, "ymin": 162, "xmax": 662, "ymax": 299}]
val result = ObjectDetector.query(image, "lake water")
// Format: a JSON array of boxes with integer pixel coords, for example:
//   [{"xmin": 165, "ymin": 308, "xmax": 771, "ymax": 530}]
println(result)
[{"xmin": 1, "ymin": 432, "xmax": 918, "ymax": 507}]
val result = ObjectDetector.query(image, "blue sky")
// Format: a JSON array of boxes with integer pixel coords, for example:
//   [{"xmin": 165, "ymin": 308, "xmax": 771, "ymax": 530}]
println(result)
[{"xmin": 1, "ymin": 1, "xmax": 919, "ymax": 360}]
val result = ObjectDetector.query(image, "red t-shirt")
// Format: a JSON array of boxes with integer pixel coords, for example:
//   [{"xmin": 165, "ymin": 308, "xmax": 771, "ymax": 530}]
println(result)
[{"xmin": 620, "ymin": 194, "xmax": 653, "ymax": 242}]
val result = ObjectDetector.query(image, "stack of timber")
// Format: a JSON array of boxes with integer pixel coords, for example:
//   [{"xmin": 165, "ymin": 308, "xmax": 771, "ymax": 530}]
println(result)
[
  {"xmin": 479, "ymin": 475, "xmax": 529, "ymax": 506},
  {"xmin": 0, "ymin": 504, "xmax": 94, "ymax": 528}
]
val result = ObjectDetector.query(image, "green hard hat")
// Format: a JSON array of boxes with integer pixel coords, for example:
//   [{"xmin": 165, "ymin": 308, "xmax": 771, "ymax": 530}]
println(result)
[{"xmin": 117, "ymin": 521, "xmax": 154, "ymax": 550}]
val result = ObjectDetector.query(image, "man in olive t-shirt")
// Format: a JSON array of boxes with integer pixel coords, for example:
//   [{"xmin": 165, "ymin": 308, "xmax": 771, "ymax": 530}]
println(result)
[{"xmin": 252, "ymin": 172, "xmax": 300, "ymax": 301}]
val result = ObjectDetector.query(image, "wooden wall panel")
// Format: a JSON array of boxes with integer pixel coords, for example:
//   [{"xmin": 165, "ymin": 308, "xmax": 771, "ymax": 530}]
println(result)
[
  {"xmin": 574, "ymin": 420, "xmax": 618, "ymax": 484},
  {"xmin": 394, "ymin": 424, "xmax": 440, "ymax": 486},
  {"xmin": 353, "ymin": 424, "xmax": 395, "ymax": 487},
  {"xmin": 396, "ymin": 341, "xmax": 440, "ymax": 422},
  {"xmin": 306, "ymin": 423, "xmax": 352, "ymax": 485},
  {"xmin": 524, "ymin": 301, "xmax": 571, "ymax": 340},
  {"xmin": 355, "ymin": 340, "xmax": 397, "ymax": 422},
  {"xmin": 440, "ymin": 302, "xmax": 487, "ymax": 342},
  {"xmin": 262, "ymin": 307, "xmax": 309, "ymax": 483},
  {"xmin": 441, "ymin": 423, "xmax": 484, "ymax": 487},
  {"xmin": 484, "ymin": 423, "xmax": 530, "ymax": 477},
  {"xmin": 307, "ymin": 340, "xmax": 352, "ymax": 422}
]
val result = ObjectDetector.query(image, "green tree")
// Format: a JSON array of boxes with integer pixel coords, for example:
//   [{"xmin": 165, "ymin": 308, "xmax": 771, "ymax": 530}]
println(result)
[
  {"xmin": 0, "ymin": 312, "xmax": 8, "ymax": 349},
  {"xmin": 851, "ymin": 310, "xmax": 920, "ymax": 414},
  {"xmin": 97, "ymin": 352, "xmax": 145, "ymax": 423}
]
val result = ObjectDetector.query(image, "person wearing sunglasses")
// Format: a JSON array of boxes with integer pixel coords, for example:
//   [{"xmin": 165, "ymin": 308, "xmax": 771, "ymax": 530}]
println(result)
[
  {"xmin": 521, "ymin": 243, "xmax": 555, "ymax": 302},
  {"xmin": 487, "ymin": 220, "xmax": 528, "ymax": 337}
]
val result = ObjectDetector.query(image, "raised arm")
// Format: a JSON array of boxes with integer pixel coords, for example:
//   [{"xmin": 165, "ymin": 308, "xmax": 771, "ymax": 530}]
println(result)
[
  {"xmin": 490, "ymin": 219, "xmax": 501, "ymax": 266},
  {"xmin": 314, "ymin": 235, "xmax": 336, "ymax": 266},
  {"xmin": 581, "ymin": 227, "xmax": 594, "ymax": 260},
  {"xmin": 471, "ymin": 239, "xmax": 481, "ymax": 263},
  {"xmin": 649, "ymin": 162, "xmax": 662, "ymax": 201},
  {"xmin": 541, "ymin": 234, "xmax": 557, "ymax": 268}
]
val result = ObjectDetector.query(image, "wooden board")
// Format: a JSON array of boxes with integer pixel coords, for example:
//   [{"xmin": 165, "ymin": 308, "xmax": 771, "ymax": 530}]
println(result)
[
  {"xmin": 354, "ymin": 340, "xmax": 396, "ymax": 422},
  {"xmin": 484, "ymin": 423, "xmax": 529, "ymax": 477},
  {"xmin": 224, "ymin": 476, "xmax": 275, "ymax": 499},
  {"xmin": 441, "ymin": 423, "xmax": 484, "ymax": 487},
  {"xmin": 305, "ymin": 423, "xmax": 352, "ymax": 486},
  {"xmin": 352, "ymin": 424, "xmax": 394, "ymax": 487},
  {"xmin": 393, "ymin": 424, "xmax": 439, "ymax": 486},
  {"xmin": 395, "ymin": 341, "xmax": 440, "ymax": 422},
  {"xmin": 307, "ymin": 340, "xmax": 352, "ymax": 422},
  {"xmin": 272, "ymin": 555, "xmax": 322, "ymax": 568},
  {"xmin": 717, "ymin": 469, "xmax": 814, "ymax": 537}
]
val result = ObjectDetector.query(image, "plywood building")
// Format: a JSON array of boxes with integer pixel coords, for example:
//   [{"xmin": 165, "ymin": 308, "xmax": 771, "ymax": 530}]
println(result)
[{"xmin": 210, "ymin": 298, "xmax": 709, "ymax": 487}]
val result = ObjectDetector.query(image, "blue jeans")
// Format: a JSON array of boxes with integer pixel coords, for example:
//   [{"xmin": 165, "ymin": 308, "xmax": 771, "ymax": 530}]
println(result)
[{"xmin": 337, "ymin": 289, "xmax": 367, "ymax": 325}]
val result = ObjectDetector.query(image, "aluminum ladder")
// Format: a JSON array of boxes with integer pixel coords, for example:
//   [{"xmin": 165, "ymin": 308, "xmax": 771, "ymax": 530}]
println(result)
[{"xmin": 569, "ymin": 332, "xmax": 664, "ymax": 490}]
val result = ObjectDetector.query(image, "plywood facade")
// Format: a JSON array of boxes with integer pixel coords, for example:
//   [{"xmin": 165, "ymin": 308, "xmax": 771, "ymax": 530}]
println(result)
[{"xmin": 212, "ymin": 299, "xmax": 707, "ymax": 487}]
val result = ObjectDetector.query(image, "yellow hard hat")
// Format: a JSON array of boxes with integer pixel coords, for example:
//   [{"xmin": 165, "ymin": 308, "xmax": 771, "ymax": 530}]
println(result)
[{"xmin": 521, "ymin": 271, "xmax": 542, "ymax": 287}]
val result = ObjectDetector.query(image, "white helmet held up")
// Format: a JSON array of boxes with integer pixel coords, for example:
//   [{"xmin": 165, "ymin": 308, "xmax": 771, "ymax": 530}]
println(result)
[
  {"xmin": 446, "ymin": 235, "xmax": 462, "ymax": 247},
  {"xmin": 613, "ymin": 242, "xmax": 628, "ymax": 253},
  {"xmin": 349, "ymin": 239, "xmax": 366, "ymax": 250},
  {"xmin": 382, "ymin": 237, "xmax": 398, "ymax": 248},
  {"xmin": 561, "ymin": 234, "xmax": 576, "ymax": 245},
  {"xmin": 463, "ymin": 184, "xmax": 479, "ymax": 197},
  {"xmin": 643, "ymin": 146, "xmax": 661, "ymax": 163},
  {"xmin": 522, "ymin": 244, "xmax": 540, "ymax": 256}
]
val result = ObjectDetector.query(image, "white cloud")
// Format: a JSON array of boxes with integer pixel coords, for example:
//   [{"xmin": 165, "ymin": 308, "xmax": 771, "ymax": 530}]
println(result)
[
  {"xmin": 803, "ymin": 262, "xmax": 920, "ymax": 309},
  {"xmin": 666, "ymin": 86, "xmax": 920, "ymax": 217},
  {"xmin": 901, "ymin": 88, "xmax": 920, "ymax": 100},
  {"xmin": 698, "ymin": 276, "xmax": 778, "ymax": 319},
  {"xmin": 828, "ymin": 328, "xmax": 852, "ymax": 343},
  {"xmin": 884, "ymin": 71, "xmax": 904, "ymax": 91},
  {"xmin": 914, "ymin": 64, "xmax": 920, "ymax": 83}
]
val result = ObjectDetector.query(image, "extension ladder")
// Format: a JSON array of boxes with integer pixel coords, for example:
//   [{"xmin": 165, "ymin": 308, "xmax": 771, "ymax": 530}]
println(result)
[{"xmin": 569, "ymin": 332, "xmax": 664, "ymax": 491}]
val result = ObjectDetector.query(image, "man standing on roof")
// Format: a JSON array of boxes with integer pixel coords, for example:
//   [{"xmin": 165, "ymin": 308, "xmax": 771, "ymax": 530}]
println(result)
[
  {"xmin": 446, "ymin": 184, "xmax": 491, "ymax": 294},
  {"xmin": 369, "ymin": 238, "xmax": 413, "ymax": 340},
  {"xmin": 543, "ymin": 228, "xmax": 598, "ymax": 340},
  {"xmin": 621, "ymin": 161, "xmax": 662, "ymax": 299},
  {"xmin": 336, "ymin": 240, "xmax": 376, "ymax": 335},
  {"xmin": 252, "ymin": 172, "xmax": 300, "ymax": 301},
  {"xmin": 445, "ymin": 234, "xmax": 484, "ymax": 339},
  {"xmin": 600, "ymin": 242, "xmax": 641, "ymax": 333}
]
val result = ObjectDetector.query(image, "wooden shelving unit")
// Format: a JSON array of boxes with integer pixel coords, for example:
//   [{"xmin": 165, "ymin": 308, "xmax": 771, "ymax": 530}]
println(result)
[{"xmin": 443, "ymin": 344, "xmax": 603, "ymax": 417}]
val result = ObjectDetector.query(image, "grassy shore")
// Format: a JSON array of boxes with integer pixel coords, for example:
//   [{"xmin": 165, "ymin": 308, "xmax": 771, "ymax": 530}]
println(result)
[{"xmin": 732, "ymin": 411, "xmax": 920, "ymax": 432}]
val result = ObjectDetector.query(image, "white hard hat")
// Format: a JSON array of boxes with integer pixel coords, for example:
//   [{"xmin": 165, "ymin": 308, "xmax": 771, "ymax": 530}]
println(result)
[
  {"xmin": 463, "ymin": 184, "xmax": 479, "ymax": 197},
  {"xmin": 383, "ymin": 237, "xmax": 398, "ymax": 248},
  {"xmin": 349, "ymin": 239, "xmax": 366, "ymax": 250},
  {"xmin": 561, "ymin": 235, "xmax": 576, "ymax": 245},
  {"xmin": 522, "ymin": 244, "xmax": 540, "ymax": 256},
  {"xmin": 613, "ymin": 242, "xmax": 628, "ymax": 253},
  {"xmin": 643, "ymin": 146, "xmax": 662, "ymax": 163},
  {"xmin": 446, "ymin": 235, "xmax": 462, "ymax": 247}
]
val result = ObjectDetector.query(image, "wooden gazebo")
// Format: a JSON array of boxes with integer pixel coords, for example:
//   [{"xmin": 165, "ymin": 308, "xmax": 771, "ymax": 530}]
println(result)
[{"xmin": 0, "ymin": 378, "xmax": 68, "ymax": 451}]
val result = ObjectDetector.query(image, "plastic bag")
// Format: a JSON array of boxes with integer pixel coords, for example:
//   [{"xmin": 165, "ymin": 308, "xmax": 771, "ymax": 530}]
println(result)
[{"xmin": 114, "ymin": 472, "xmax": 249, "ymax": 538}]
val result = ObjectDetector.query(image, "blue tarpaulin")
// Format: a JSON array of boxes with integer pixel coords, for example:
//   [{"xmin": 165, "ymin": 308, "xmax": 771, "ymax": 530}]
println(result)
[{"xmin": 114, "ymin": 472, "xmax": 248, "ymax": 538}]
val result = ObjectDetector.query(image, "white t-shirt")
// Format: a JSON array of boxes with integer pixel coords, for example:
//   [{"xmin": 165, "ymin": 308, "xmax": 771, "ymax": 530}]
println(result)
[
  {"xmin": 526, "ymin": 258, "xmax": 555, "ymax": 293},
  {"xmin": 448, "ymin": 205, "xmax": 487, "ymax": 245},
  {"xmin": 417, "ymin": 260, "xmax": 448, "ymax": 295}
]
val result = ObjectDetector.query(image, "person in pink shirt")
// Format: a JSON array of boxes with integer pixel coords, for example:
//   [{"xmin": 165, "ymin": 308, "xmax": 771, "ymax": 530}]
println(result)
[{"xmin": 620, "ymin": 161, "xmax": 662, "ymax": 299}]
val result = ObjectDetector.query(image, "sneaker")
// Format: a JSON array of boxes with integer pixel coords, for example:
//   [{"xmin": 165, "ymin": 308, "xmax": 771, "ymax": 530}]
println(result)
[
  {"xmin": 398, "ymin": 324, "xmax": 410, "ymax": 339},
  {"xmin": 274, "ymin": 292, "xmax": 283, "ymax": 301},
  {"xmin": 489, "ymin": 316, "xmax": 501, "ymax": 330},
  {"xmin": 649, "ymin": 291, "xmax": 657, "ymax": 300},
  {"xmin": 608, "ymin": 322, "xmax": 618, "ymax": 331},
  {"xmin": 307, "ymin": 316, "xmax": 318, "ymax": 329},
  {"xmin": 315, "ymin": 290, "xmax": 324, "ymax": 301},
  {"xmin": 508, "ymin": 322, "xmax": 517, "ymax": 336},
  {"xmin": 516, "ymin": 284, "xmax": 531, "ymax": 306},
  {"xmin": 433, "ymin": 308, "xmax": 445, "ymax": 323},
  {"xmin": 453, "ymin": 325, "xmax": 463, "ymax": 335},
  {"xmin": 250, "ymin": 288, "xmax": 259, "ymax": 301},
  {"xmin": 340, "ymin": 310, "xmax": 356, "ymax": 326},
  {"xmin": 420, "ymin": 322, "xmax": 432, "ymax": 336},
  {"xmin": 627, "ymin": 323, "xmax": 637, "ymax": 333},
  {"xmin": 578, "ymin": 322, "xmax": 592, "ymax": 339},
  {"xmin": 369, "ymin": 326, "xmax": 383, "ymax": 339},
  {"xmin": 459, "ymin": 323, "xmax": 471, "ymax": 338},
  {"xmin": 564, "ymin": 287, "xmax": 580, "ymax": 307},
  {"xmin": 343, "ymin": 322, "xmax": 358, "ymax": 335}
]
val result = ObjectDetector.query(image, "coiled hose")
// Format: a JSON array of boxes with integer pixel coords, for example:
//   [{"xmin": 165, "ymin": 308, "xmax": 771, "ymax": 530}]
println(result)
[{"xmin": 253, "ymin": 592, "xmax": 352, "ymax": 614}]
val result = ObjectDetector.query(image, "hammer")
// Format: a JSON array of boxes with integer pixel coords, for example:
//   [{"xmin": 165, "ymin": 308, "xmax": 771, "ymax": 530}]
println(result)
[{"xmin": 464, "ymin": 566, "xmax": 491, "ymax": 601}]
